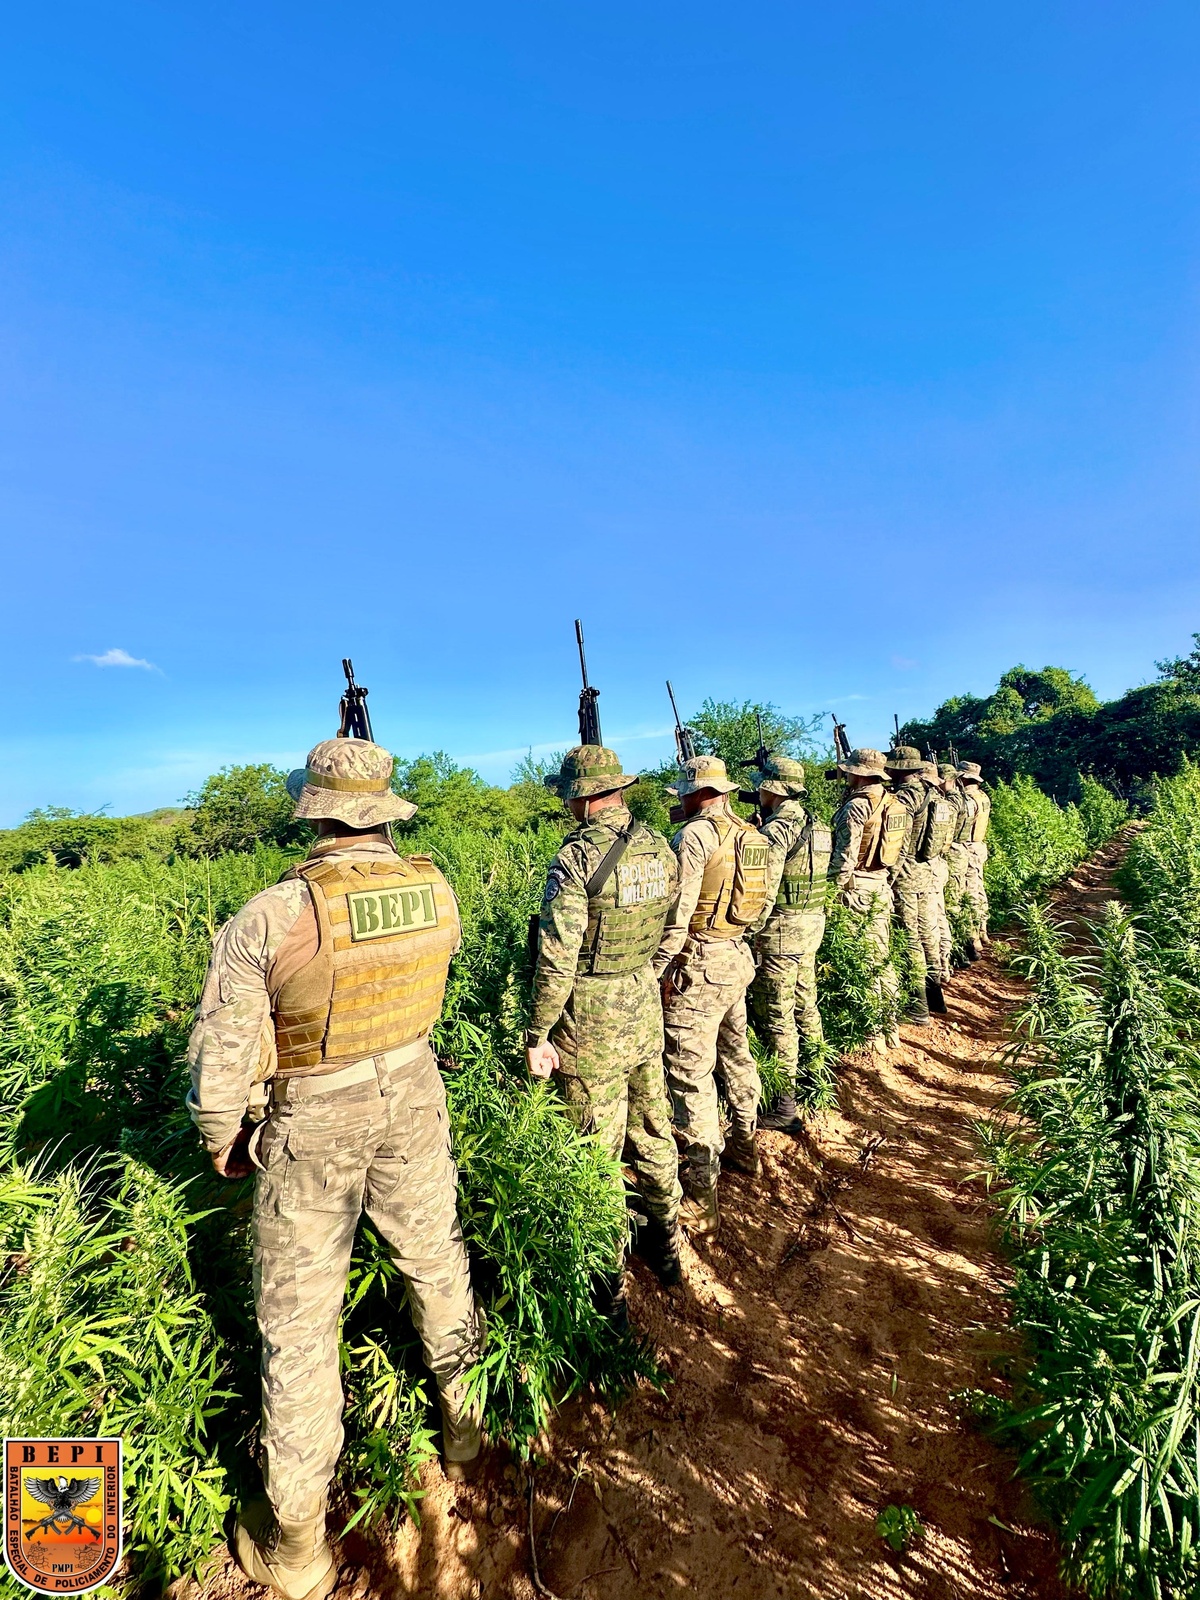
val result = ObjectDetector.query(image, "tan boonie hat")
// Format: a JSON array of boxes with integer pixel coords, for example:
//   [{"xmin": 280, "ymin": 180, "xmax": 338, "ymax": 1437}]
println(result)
[
  {"xmin": 288, "ymin": 738, "xmax": 416, "ymax": 827},
  {"xmin": 885, "ymin": 744, "xmax": 926, "ymax": 774},
  {"xmin": 666, "ymin": 754, "xmax": 739, "ymax": 798},
  {"xmin": 837, "ymin": 747, "xmax": 888, "ymax": 780},
  {"xmin": 757, "ymin": 754, "xmax": 807, "ymax": 798},
  {"xmin": 958, "ymin": 761, "xmax": 984, "ymax": 784},
  {"xmin": 544, "ymin": 745, "xmax": 638, "ymax": 800}
]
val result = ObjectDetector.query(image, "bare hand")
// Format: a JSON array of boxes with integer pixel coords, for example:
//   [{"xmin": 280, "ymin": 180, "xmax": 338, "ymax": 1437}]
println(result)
[
  {"xmin": 213, "ymin": 1126, "xmax": 255, "ymax": 1180},
  {"xmin": 526, "ymin": 1042, "xmax": 560, "ymax": 1080}
]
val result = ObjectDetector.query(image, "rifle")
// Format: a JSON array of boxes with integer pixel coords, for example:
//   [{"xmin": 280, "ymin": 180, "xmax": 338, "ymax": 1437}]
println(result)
[
  {"xmin": 335, "ymin": 658, "xmax": 393, "ymax": 842},
  {"xmin": 666, "ymin": 680, "xmax": 698, "ymax": 764},
  {"xmin": 831, "ymin": 714, "xmax": 852, "ymax": 764},
  {"xmin": 893, "ymin": 712, "xmax": 901, "ymax": 743},
  {"xmin": 574, "ymin": 620, "xmax": 602, "ymax": 746},
  {"xmin": 338, "ymin": 658, "xmax": 374, "ymax": 741}
]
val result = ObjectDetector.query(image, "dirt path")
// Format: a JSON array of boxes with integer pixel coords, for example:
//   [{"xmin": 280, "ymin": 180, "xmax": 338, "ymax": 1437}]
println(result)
[{"xmin": 200, "ymin": 838, "xmax": 1132, "ymax": 1600}]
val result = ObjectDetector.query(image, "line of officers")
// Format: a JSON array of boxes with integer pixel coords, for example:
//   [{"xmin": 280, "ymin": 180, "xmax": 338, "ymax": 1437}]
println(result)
[
  {"xmin": 525, "ymin": 739, "xmax": 992, "ymax": 1295},
  {"xmin": 185, "ymin": 733, "xmax": 991, "ymax": 1600}
]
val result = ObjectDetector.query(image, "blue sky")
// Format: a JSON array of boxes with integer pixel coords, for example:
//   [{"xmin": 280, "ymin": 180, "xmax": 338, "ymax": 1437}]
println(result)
[{"xmin": 2, "ymin": 2, "xmax": 1198, "ymax": 823}]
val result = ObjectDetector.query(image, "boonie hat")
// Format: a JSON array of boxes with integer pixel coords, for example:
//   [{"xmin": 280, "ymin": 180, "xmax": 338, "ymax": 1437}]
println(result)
[
  {"xmin": 287, "ymin": 738, "xmax": 416, "ymax": 827},
  {"xmin": 885, "ymin": 744, "xmax": 926, "ymax": 774},
  {"xmin": 958, "ymin": 761, "xmax": 984, "ymax": 784},
  {"xmin": 666, "ymin": 754, "xmax": 739, "ymax": 798},
  {"xmin": 544, "ymin": 745, "xmax": 638, "ymax": 800},
  {"xmin": 939, "ymin": 763, "xmax": 959, "ymax": 781},
  {"xmin": 836, "ymin": 747, "xmax": 889, "ymax": 781},
  {"xmin": 757, "ymin": 755, "xmax": 807, "ymax": 798}
]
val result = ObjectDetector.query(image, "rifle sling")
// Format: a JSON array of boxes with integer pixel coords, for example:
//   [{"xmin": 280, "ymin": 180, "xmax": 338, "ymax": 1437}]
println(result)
[{"xmin": 586, "ymin": 824, "xmax": 636, "ymax": 899}]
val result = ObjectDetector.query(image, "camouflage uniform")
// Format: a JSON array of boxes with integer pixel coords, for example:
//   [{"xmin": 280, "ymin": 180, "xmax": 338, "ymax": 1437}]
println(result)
[
  {"xmin": 748, "ymin": 760, "xmax": 829, "ymax": 1094},
  {"xmin": 529, "ymin": 756, "xmax": 682, "ymax": 1253},
  {"xmin": 655, "ymin": 759, "xmax": 762, "ymax": 1199},
  {"xmin": 829, "ymin": 750, "xmax": 898, "ymax": 1035},
  {"xmin": 958, "ymin": 763, "xmax": 991, "ymax": 939},
  {"xmin": 887, "ymin": 752, "xmax": 941, "ymax": 997},
  {"xmin": 188, "ymin": 741, "xmax": 482, "ymax": 1545}
]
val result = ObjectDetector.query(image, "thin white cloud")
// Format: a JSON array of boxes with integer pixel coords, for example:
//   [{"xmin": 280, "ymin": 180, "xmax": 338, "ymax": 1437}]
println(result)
[{"xmin": 74, "ymin": 647, "xmax": 161, "ymax": 672}]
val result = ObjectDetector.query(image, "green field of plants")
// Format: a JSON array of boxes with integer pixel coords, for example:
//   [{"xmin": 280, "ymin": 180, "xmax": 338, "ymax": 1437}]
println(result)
[
  {"xmin": 980, "ymin": 763, "xmax": 1200, "ymax": 1598},
  {"xmin": 0, "ymin": 717, "xmax": 1133, "ymax": 1595}
]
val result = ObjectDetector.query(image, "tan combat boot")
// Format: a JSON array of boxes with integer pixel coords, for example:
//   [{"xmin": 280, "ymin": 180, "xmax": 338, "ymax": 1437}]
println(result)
[
  {"xmin": 233, "ymin": 1502, "xmax": 335, "ymax": 1600},
  {"xmin": 722, "ymin": 1124, "xmax": 761, "ymax": 1178},
  {"xmin": 441, "ymin": 1377, "xmax": 484, "ymax": 1482},
  {"xmin": 680, "ymin": 1183, "xmax": 720, "ymax": 1240}
]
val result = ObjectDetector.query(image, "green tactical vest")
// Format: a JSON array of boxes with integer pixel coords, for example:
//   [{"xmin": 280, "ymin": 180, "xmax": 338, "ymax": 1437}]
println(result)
[
  {"xmin": 917, "ymin": 794, "xmax": 958, "ymax": 862},
  {"xmin": 775, "ymin": 808, "xmax": 833, "ymax": 912},
  {"xmin": 578, "ymin": 820, "xmax": 675, "ymax": 977}
]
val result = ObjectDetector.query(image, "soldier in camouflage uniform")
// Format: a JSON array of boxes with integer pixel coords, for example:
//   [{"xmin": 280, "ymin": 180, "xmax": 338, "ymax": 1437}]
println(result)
[
  {"xmin": 938, "ymin": 762, "xmax": 967, "ymax": 970},
  {"xmin": 526, "ymin": 746, "xmax": 684, "ymax": 1305},
  {"xmin": 957, "ymin": 761, "xmax": 992, "ymax": 954},
  {"xmin": 829, "ymin": 748, "xmax": 900, "ymax": 1055},
  {"xmin": 654, "ymin": 755, "xmax": 766, "ymax": 1240},
  {"xmin": 922, "ymin": 762, "xmax": 956, "ymax": 986},
  {"xmin": 885, "ymin": 745, "xmax": 945, "ymax": 1022},
  {"xmin": 747, "ymin": 756, "xmax": 831, "ymax": 1135},
  {"xmin": 188, "ymin": 738, "xmax": 483, "ymax": 1600}
]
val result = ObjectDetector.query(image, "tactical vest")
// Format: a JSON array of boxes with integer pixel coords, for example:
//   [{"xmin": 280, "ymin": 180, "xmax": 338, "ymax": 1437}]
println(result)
[
  {"xmin": 579, "ymin": 821, "xmax": 675, "ymax": 976},
  {"xmin": 854, "ymin": 788, "xmax": 909, "ymax": 872},
  {"xmin": 917, "ymin": 794, "xmax": 958, "ymax": 862},
  {"xmin": 969, "ymin": 789, "xmax": 991, "ymax": 843},
  {"xmin": 775, "ymin": 814, "xmax": 833, "ymax": 913},
  {"xmin": 271, "ymin": 854, "xmax": 460, "ymax": 1077},
  {"xmin": 689, "ymin": 810, "xmax": 771, "ymax": 937}
]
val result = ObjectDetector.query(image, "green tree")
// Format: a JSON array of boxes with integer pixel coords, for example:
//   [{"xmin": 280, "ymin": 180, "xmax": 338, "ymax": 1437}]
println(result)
[{"xmin": 183, "ymin": 764, "xmax": 308, "ymax": 857}]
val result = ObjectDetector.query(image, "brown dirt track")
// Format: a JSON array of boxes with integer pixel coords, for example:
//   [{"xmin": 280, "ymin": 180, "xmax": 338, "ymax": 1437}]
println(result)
[{"xmin": 196, "ymin": 840, "xmax": 1130, "ymax": 1600}]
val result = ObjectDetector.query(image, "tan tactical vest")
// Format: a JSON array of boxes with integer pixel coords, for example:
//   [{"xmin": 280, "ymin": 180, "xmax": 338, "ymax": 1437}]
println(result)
[
  {"xmin": 580, "ymin": 822, "xmax": 675, "ymax": 976},
  {"xmin": 689, "ymin": 810, "xmax": 771, "ymax": 937},
  {"xmin": 270, "ymin": 854, "xmax": 460, "ymax": 1077},
  {"xmin": 969, "ymin": 789, "xmax": 991, "ymax": 843},
  {"xmin": 855, "ymin": 789, "xmax": 908, "ymax": 872}
]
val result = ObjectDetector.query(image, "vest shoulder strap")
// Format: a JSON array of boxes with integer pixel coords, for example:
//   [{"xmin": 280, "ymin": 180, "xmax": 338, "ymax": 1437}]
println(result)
[{"xmin": 586, "ymin": 824, "xmax": 637, "ymax": 899}]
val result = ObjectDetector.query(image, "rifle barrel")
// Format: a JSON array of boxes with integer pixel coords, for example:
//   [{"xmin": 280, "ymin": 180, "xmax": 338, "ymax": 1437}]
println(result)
[{"xmin": 575, "ymin": 619, "xmax": 589, "ymax": 688}]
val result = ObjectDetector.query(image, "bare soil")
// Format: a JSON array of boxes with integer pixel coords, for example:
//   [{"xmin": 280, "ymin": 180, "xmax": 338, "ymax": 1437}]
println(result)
[{"xmin": 198, "ymin": 839, "xmax": 1131, "ymax": 1600}]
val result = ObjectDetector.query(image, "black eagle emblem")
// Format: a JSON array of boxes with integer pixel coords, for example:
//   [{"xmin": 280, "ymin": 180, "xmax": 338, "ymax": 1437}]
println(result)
[{"xmin": 23, "ymin": 1475, "xmax": 101, "ymax": 1540}]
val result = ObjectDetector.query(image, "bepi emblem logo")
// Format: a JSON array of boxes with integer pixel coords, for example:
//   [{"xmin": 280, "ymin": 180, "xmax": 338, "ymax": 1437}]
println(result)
[{"xmin": 3, "ymin": 1439, "xmax": 122, "ymax": 1594}]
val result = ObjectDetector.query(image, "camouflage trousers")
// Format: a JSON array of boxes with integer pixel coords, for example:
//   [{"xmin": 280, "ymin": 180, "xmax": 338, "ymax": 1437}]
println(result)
[
  {"xmin": 842, "ymin": 869, "xmax": 898, "ymax": 1019},
  {"xmin": 663, "ymin": 939, "xmax": 761, "ymax": 1194},
  {"xmin": 253, "ymin": 1042, "xmax": 482, "ymax": 1521},
  {"xmin": 892, "ymin": 860, "xmax": 941, "ymax": 985},
  {"xmin": 749, "ymin": 910, "xmax": 826, "ymax": 1089},
  {"xmin": 947, "ymin": 842, "xmax": 972, "ymax": 913},
  {"xmin": 926, "ymin": 856, "xmax": 953, "ymax": 980},
  {"xmin": 964, "ymin": 841, "xmax": 990, "ymax": 936},
  {"xmin": 552, "ymin": 966, "xmax": 683, "ymax": 1257}
]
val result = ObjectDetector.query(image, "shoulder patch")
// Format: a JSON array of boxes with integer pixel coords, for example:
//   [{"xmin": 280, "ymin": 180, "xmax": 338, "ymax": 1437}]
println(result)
[{"xmin": 543, "ymin": 873, "xmax": 563, "ymax": 904}]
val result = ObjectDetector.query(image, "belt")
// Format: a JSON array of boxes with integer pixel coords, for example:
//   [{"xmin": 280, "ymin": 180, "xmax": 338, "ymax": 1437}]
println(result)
[{"xmin": 271, "ymin": 1036, "xmax": 431, "ymax": 1103}]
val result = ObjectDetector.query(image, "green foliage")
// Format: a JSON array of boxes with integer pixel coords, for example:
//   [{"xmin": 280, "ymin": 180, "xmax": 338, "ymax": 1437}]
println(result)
[
  {"xmin": 983, "ymin": 776, "xmax": 1092, "ymax": 924},
  {"xmin": 876, "ymin": 1503, "xmax": 923, "ymax": 1552},
  {"xmin": 0, "ymin": 1158, "xmax": 233, "ymax": 1587},
  {"xmin": 903, "ymin": 653, "xmax": 1200, "ymax": 801},
  {"xmin": 0, "ymin": 807, "xmax": 184, "ymax": 874},
  {"xmin": 183, "ymin": 764, "xmax": 310, "ymax": 857},
  {"xmin": 392, "ymin": 751, "xmax": 565, "ymax": 836},
  {"xmin": 985, "ymin": 812, "xmax": 1200, "ymax": 1597}
]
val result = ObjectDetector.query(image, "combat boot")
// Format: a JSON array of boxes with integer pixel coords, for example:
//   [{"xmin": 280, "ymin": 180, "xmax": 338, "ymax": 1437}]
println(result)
[
  {"xmin": 925, "ymin": 977, "xmax": 948, "ymax": 1015},
  {"xmin": 440, "ymin": 1376, "xmax": 484, "ymax": 1482},
  {"xmin": 680, "ymin": 1183, "xmax": 720, "ymax": 1239},
  {"xmin": 233, "ymin": 1503, "xmax": 335, "ymax": 1600},
  {"xmin": 757, "ymin": 1093, "xmax": 803, "ymax": 1135},
  {"xmin": 592, "ymin": 1270, "xmax": 631, "ymax": 1334},
  {"xmin": 722, "ymin": 1124, "xmax": 761, "ymax": 1177},
  {"xmin": 635, "ymin": 1214, "xmax": 682, "ymax": 1288},
  {"xmin": 906, "ymin": 987, "xmax": 931, "ymax": 1026}
]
